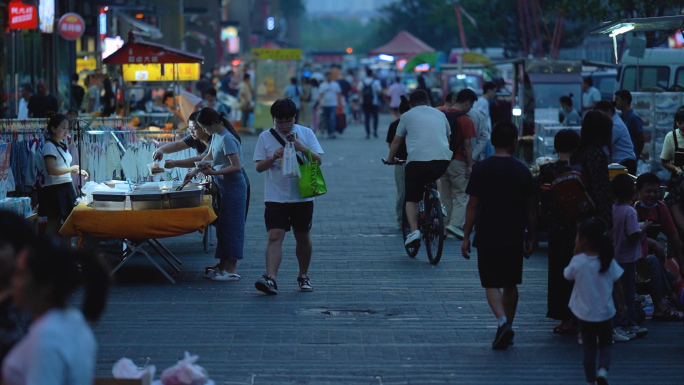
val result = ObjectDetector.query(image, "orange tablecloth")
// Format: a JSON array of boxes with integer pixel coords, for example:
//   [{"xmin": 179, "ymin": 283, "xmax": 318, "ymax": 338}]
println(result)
[{"xmin": 60, "ymin": 195, "xmax": 216, "ymax": 243}]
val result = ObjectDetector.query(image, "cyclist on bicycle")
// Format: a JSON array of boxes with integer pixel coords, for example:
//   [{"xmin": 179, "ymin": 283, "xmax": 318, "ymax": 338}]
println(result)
[{"xmin": 387, "ymin": 90, "xmax": 452, "ymax": 246}]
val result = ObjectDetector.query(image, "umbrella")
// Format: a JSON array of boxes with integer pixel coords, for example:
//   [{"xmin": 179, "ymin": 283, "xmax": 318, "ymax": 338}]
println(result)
[{"xmin": 402, "ymin": 52, "xmax": 447, "ymax": 73}]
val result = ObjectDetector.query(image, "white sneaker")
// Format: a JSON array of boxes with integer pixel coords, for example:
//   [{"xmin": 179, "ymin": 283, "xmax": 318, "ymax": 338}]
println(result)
[
  {"xmin": 624, "ymin": 324, "xmax": 648, "ymax": 337},
  {"xmin": 596, "ymin": 367, "xmax": 609, "ymax": 385},
  {"xmin": 405, "ymin": 230, "xmax": 421, "ymax": 246},
  {"xmin": 210, "ymin": 270, "xmax": 241, "ymax": 282},
  {"xmin": 612, "ymin": 327, "xmax": 632, "ymax": 342}
]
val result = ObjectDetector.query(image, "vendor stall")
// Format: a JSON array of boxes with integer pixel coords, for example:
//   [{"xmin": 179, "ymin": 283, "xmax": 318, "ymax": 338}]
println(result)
[{"xmin": 251, "ymin": 48, "xmax": 301, "ymax": 129}]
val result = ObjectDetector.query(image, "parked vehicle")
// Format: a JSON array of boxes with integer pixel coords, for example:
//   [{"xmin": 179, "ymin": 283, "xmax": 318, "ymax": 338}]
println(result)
[{"xmin": 619, "ymin": 48, "xmax": 684, "ymax": 92}]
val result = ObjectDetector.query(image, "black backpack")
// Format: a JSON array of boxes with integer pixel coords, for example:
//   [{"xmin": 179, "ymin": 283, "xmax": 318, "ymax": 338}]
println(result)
[
  {"xmin": 443, "ymin": 110, "xmax": 467, "ymax": 153},
  {"xmin": 362, "ymin": 81, "xmax": 374, "ymax": 107}
]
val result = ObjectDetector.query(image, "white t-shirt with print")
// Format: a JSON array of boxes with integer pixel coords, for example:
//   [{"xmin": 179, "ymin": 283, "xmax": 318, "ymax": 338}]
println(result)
[
  {"xmin": 318, "ymin": 81, "xmax": 341, "ymax": 107},
  {"xmin": 253, "ymin": 124, "xmax": 324, "ymax": 203},
  {"xmin": 564, "ymin": 253, "xmax": 624, "ymax": 322},
  {"xmin": 2, "ymin": 308, "xmax": 96, "ymax": 385},
  {"xmin": 42, "ymin": 140, "xmax": 73, "ymax": 186}
]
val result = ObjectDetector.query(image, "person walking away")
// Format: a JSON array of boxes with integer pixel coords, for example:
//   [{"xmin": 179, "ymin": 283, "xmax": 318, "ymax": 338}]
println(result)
[
  {"xmin": 559, "ymin": 94, "xmax": 581, "ymax": 126},
  {"xmin": 461, "ymin": 121, "xmax": 537, "ymax": 350},
  {"xmin": 415, "ymin": 75, "xmax": 433, "ymax": 106},
  {"xmin": 386, "ymin": 77, "xmax": 407, "ymax": 121},
  {"xmin": 199, "ymin": 88, "xmax": 231, "ymax": 117},
  {"xmin": 70, "ymin": 74, "xmax": 85, "ymax": 112},
  {"xmin": 39, "ymin": 115, "xmax": 89, "ymax": 238},
  {"xmin": 239, "ymin": 73, "xmax": 254, "ymax": 130},
  {"xmin": 184, "ymin": 108, "xmax": 247, "ymax": 281},
  {"xmin": 572, "ymin": 111, "xmax": 614, "ymax": 227},
  {"xmin": 581, "ymin": 77, "xmax": 601, "ymax": 115},
  {"xmin": 439, "ymin": 89, "xmax": 477, "ymax": 240},
  {"xmin": 594, "ymin": 100, "xmax": 636, "ymax": 175},
  {"xmin": 81, "ymin": 75, "xmax": 100, "ymax": 115},
  {"xmin": 611, "ymin": 174, "xmax": 650, "ymax": 341},
  {"xmin": 16, "ymin": 84, "xmax": 31, "ymax": 120},
  {"xmin": 284, "ymin": 77, "xmax": 303, "ymax": 122},
  {"xmin": 386, "ymin": 90, "xmax": 451, "ymax": 247},
  {"xmin": 101, "ymin": 78, "xmax": 116, "ymax": 117},
  {"xmin": 318, "ymin": 72, "xmax": 342, "ymax": 139},
  {"xmin": 564, "ymin": 218, "xmax": 624, "ymax": 385},
  {"xmin": 253, "ymin": 99, "xmax": 324, "ymax": 295},
  {"xmin": 660, "ymin": 106, "xmax": 684, "ymax": 187},
  {"xmin": 538, "ymin": 129, "xmax": 581, "ymax": 334},
  {"xmin": 27, "ymin": 80, "xmax": 58, "ymax": 118},
  {"xmin": 614, "ymin": 90, "xmax": 644, "ymax": 160},
  {"xmin": 473, "ymin": 81, "xmax": 497, "ymax": 129},
  {"xmin": 2, "ymin": 237, "xmax": 110, "ymax": 385},
  {"xmin": 385, "ymin": 96, "xmax": 411, "ymax": 228},
  {"xmin": 358, "ymin": 68, "xmax": 383, "ymax": 139},
  {"xmin": 298, "ymin": 77, "xmax": 313, "ymax": 128}
]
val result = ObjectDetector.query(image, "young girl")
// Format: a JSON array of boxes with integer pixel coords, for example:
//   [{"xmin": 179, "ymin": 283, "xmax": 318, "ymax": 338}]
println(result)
[
  {"xmin": 185, "ymin": 107, "xmax": 247, "ymax": 281},
  {"xmin": 564, "ymin": 219, "xmax": 624, "ymax": 385}
]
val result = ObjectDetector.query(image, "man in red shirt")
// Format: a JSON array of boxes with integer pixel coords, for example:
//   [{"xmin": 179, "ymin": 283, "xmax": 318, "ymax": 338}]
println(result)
[{"xmin": 438, "ymin": 89, "xmax": 477, "ymax": 239}]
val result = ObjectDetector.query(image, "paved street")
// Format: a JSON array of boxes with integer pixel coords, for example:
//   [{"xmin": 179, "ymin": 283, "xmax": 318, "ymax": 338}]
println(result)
[{"xmin": 87, "ymin": 114, "xmax": 684, "ymax": 384}]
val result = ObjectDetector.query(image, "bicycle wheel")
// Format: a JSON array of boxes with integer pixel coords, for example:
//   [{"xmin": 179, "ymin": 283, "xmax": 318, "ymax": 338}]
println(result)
[
  {"xmin": 424, "ymin": 197, "xmax": 444, "ymax": 265},
  {"xmin": 401, "ymin": 207, "xmax": 419, "ymax": 258}
]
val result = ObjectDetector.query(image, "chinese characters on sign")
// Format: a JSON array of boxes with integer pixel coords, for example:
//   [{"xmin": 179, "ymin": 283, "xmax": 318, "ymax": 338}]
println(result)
[
  {"xmin": 8, "ymin": 1, "xmax": 38, "ymax": 30},
  {"xmin": 251, "ymin": 49, "xmax": 302, "ymax": 61},
  {"xmin": 57, "ymin": 12, "xmax": 85, "ymax": 40}
]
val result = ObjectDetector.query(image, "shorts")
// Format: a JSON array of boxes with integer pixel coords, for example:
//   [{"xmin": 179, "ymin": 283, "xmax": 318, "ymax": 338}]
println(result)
[
  {"xmin": 477, "ymin": 247, "xmax": 524, "ymax": 288},
  {"xmin": 37, "ymin": 182, "xmax": 77, "ymax": 218},
  {"xmin": 264, "ymin": 201, "xmax": 314, "ymax": 232},
  {"xmin": 404, "ymin": 160, "xmax": 450, "ymax": 202}
]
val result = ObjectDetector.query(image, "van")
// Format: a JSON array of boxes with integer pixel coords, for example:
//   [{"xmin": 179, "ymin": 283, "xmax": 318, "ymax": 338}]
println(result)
[{"xmin": 619, "ymin": 48, "xmax": 684, "ymax": 91}]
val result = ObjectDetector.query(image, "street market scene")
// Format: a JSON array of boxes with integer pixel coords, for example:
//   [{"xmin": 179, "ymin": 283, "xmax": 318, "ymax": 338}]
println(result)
[{"xmin": 1, "ymin": 0, "xmax": 684, "ymax": 384}]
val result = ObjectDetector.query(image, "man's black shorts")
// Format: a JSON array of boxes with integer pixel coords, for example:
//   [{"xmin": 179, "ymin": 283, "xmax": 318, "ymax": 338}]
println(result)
[
  {"xmin": 404, "ymin": 160, "xmax": 450, "ymax": 202},
  {"xmin": 264, "ymin": 201, "xmax": 314, "ymax": 232}
]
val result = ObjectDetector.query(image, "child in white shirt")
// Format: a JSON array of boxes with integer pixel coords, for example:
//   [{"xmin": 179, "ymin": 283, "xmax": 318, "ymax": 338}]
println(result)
[{"xmin": 564, "ymin": 218, "xmax": 624, "ymax": 385}]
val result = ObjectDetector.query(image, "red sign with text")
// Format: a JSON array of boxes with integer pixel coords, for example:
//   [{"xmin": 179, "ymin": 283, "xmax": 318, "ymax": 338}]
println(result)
[
  {"xmin": 8, "ymin": 1, "xmax": 38, "ymax": 30},
  {"xmin": 58, "ymin": 13, "xmax": 85, "ymax": 41}
]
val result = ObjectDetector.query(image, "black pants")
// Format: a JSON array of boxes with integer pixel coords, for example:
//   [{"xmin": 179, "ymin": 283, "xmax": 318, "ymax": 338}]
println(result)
[
  {"xmin": 363, "ymin": 104, "xmax": 378, "ymax": 136},
  {"xmin": 619, "ymin": 158, "xmax": 637, "ymax": 175},
  {"xmin": 579, "ymin": 319, "xmax": 612, "ymax": 383}
]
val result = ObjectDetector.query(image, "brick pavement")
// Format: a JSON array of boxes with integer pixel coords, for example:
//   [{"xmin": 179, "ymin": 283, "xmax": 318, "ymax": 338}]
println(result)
[{"xmin": 86, "ymin": 114, "xmax": 684, "ymax": 384}]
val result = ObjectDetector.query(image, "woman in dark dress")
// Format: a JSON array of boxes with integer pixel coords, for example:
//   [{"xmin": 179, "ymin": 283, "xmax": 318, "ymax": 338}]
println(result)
[
  {"xmin": 539, "ymin": 129, "xmax": 581, "ymax": 333},
  {"xmin": 572, "ymin": 110, "xmax": 614, "ymax": 228}
]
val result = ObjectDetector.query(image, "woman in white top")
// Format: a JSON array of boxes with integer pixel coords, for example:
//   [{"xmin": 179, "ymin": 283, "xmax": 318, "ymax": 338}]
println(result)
[
  {"xmin": 38, "ymin": 115, "xmax": 89, "ymax": 237},
  {"xmin": 2, "ymin": 236, "xmax": 110, "ymax": 385},
  {"xmin": 564, "ymin": 218, "xmax": 624, "ymax": 385}
]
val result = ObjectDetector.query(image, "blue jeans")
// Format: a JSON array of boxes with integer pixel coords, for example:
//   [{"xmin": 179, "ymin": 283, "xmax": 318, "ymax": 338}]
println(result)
[
  {"xmin": 322, "ymin": 106, "xmax": 337, "ymax": 135},
  {"xmin": 615, "ymin": 262, "xmax": 636, "ymax": 327}
]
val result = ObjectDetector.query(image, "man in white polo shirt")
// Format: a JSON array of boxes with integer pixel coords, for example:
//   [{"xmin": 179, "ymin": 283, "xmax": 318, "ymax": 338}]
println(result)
[
  {"xmin": 386, "ymin": 89, "xmax": 452, "ymax": 247},
  {"xmin": 253, "ymin": 98, "xmax": 324, "ymax": 295}
]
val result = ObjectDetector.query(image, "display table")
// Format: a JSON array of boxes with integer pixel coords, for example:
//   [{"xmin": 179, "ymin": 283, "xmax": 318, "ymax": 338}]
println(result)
[{"xmin": 60, "ymin": 195, "xmax": 216, "ymax": 283}]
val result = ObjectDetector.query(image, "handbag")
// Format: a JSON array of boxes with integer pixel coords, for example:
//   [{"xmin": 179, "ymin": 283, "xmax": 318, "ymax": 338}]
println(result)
[{"xmin": 299, "ymin": 150, "xmax": 327, "ymax": 198}]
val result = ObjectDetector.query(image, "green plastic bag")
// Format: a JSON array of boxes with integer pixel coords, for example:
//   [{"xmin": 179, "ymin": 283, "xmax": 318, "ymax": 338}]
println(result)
[{"xmin": 299, "ymin": 150, "xmax": 327, "ymax": 198}]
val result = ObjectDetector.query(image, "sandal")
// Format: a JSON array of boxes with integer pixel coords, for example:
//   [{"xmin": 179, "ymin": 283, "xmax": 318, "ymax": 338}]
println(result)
[
  {"xmin": 652, "ymin": 308, "xmax": 684, "ymax": 322},
  {"xmin": 552, "ymin": 324, "xmax": 577, "ymax": 335}
]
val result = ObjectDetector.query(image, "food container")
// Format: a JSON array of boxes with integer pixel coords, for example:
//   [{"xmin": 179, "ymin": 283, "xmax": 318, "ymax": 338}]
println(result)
[
  {"xmin": 129, "ymin": 190, "xmax": 164, "ymax": 210},
  {"xmin": 159, "ymin": 181, "xmax": 174, "ymax": 191},
  {"xmin": 92, "ymin": 191, "xmax": 128, "ymax": 211},
  {"xmin": 166, "ymin": 186, "xmax": 204, "ymax": 209},
  {"xmin": 147, "ymin": 162, "xmax": 165, "ymax": 175}
]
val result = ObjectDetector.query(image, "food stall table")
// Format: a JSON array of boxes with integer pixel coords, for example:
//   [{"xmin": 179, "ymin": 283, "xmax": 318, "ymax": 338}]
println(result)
[{"xmin": 60, "ymin": 196, "xmax": 216, "ymax": 283}]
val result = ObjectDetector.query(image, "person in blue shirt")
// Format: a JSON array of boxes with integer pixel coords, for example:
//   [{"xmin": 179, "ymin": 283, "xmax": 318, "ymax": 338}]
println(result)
[
  {"xmin": 559, "ymin": 94, "xmax": 581, "ymax": 126},
  {"xmin": 594, "ymin": 100, "xmax": 636, "ymax": 175},
  {"xmin": 615, "ymin": 89, "xmax": 644, "ymax": 159}
]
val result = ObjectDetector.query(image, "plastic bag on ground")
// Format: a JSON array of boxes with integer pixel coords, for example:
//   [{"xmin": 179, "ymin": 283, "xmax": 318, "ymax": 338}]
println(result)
[{"xmin": 160, "ymin": 352, "xmax": 209, "ymax": 385}]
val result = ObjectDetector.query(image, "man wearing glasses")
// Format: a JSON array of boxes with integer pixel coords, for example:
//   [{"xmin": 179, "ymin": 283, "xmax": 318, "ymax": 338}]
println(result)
[{"xmin": 253, "ymin": 98, "xmax": 324, "ymax": 295}]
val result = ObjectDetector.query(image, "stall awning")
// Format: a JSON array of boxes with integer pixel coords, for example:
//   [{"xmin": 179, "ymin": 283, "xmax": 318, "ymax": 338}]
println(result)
[
  {"xmin": 368, "ymin": 31, "xmax": 436, "ymax": 58},
  {"xmin": 103, "ymin": 34, "xmax": 204, "ymax": 65}
]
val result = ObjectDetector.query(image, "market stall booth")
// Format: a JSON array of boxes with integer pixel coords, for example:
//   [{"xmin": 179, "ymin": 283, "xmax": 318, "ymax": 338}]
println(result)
[
  {"xmin": 250, "ymin": 48, "xmax": 301, "ymax": 130},
  {"xmin": 103, "ymin": 32, "xmax": 205, "ymax": 129}
]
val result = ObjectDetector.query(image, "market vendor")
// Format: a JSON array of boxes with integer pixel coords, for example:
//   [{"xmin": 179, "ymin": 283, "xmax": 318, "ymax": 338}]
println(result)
[
  {"xmin": 39, "ymin": 114, "xmax": 89, "ymax": 237},
  {"xmin": 163, "ymin": 90, "xmax": 186, "ymax": 129},
  {"xmin": 153, "ymin": 111, "xmax": 212, "ymax": 168},
  {"xmin": 660, "ymin": 106, "xmax": 684, "ymax": 185}
]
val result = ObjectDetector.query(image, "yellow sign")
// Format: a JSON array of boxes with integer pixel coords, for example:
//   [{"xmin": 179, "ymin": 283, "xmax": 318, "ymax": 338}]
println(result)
[
  {"xmin": 76, "ymin": 58, "xmax": 97, "ymax": 73},
  {"xmin": 121, "ymin": 63, "xmax": 201, "ymax": 82},
  {"xmin": 251, "ymin": 48, "xmax": 302, "ymax": 61}
]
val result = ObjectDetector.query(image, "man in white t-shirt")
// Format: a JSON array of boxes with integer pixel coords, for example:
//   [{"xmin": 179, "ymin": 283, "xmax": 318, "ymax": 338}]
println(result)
[
  {"xmin": 253, "ymin": 98, "xmax": 324, "ymax": 295},
  {"xmin": 357, "ymin": 68, "xmax": 384, "ymax": 138},
  {"xmin": 582, "ymin": 76, "xmax": 601, "ymax": 114},
  {"xmin": 317, "ymin": 72, "xmax": 342, "ymax": 138},
  {"xmin": 387, "ymin": 90, "xmax": 452, "ymax": 247},
  {"xmin": 17, "ymin": 83, "xmax": 31, "ymax": 119}
]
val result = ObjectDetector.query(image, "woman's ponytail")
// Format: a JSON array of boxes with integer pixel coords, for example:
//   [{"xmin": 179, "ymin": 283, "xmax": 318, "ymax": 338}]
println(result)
[{"xmin": 219, "ymin": 112, "xmax": 241, "ymax": 143}]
